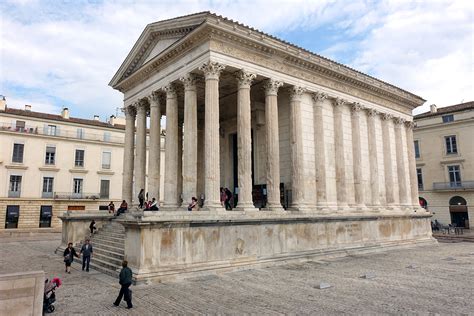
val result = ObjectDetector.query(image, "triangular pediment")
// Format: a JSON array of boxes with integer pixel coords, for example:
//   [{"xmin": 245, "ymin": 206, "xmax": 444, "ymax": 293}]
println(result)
[{"xmin": 109, "ymin": 11, "xmax": 211, "ymax": 88}]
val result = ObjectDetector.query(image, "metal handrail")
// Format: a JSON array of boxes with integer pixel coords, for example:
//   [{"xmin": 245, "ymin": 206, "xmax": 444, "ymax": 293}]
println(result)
[
  {"xmin": 53, "ymin": 192, "xmax": 101, "ymax": 200},
  {"xmin": 433, "ymin": 181, "xmax": 474, "ymax": 190}
]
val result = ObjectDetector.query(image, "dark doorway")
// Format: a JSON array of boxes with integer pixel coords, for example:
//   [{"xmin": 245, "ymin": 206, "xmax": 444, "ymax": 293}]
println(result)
[
  {"xmin": 5, "ymin": 205, "xmax": 20, "ymax": 229},
  {"xmin": 39, "ymin": 206, "xmax": 52, "ymax": 228},
  {"xmin": 449, "ymin": 196, "xmax": 469, "ymax": 228}
]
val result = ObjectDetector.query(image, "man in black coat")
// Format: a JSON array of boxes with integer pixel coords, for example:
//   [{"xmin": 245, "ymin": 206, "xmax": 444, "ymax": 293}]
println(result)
[
  {"xmin": 113, "ymin": 260, "xmax": 133, "ymax": 309},
  {"xmin": 80, "ymin": 239, "xmax": 93, "ymax": 272}
]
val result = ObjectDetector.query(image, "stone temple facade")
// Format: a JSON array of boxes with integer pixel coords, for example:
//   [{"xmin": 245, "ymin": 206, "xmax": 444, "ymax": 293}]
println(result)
[{"xmin": 61, "ymin": 12, "xmax": 434, "ymax": 283}]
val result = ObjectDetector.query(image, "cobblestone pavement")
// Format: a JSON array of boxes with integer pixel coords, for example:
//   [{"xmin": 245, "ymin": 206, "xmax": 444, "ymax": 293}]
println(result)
[{"xmin": 1, "ymin": 235, "xmax": 473, "ymax": 315}]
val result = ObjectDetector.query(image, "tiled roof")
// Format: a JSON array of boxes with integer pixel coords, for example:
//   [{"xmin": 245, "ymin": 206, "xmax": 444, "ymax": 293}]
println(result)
[
  {"xmin": 2, "ymin": 107, "xmax": 125, "ymax": 130},
  {"xmin": 414, "ymin": 101, "xmax": 474, "ymax": 119}
]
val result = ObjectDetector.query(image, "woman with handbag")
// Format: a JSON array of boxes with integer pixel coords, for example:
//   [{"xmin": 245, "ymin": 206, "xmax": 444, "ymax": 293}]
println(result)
[{"xmin": 63, "ymin": 242, "xmax": 80, "ymax": 274}]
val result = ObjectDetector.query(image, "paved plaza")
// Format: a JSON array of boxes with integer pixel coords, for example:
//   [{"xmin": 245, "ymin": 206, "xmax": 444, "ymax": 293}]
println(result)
[{"xmin": 1, "ymin": 234, "xmax": 473, "ymax": 315}]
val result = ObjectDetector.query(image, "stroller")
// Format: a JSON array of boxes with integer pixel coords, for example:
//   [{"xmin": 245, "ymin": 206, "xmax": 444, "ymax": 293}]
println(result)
[{"xmin": 43, "ymin": 277, "xmax": 61, "ymax": 313}]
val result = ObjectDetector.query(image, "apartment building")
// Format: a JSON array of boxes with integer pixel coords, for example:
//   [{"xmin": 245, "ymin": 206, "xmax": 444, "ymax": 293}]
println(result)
[
  {"xmin": 0, "ymin": 96, "xmax": 162, "ymax": 231},
  {"xmin": 414, "ymin": 101, "xmax": 474, "ymax": 228}
]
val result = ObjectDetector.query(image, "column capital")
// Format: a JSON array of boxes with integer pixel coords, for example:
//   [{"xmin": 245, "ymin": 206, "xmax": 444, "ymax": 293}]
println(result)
[
  {"xmin": 263, "ymin": 79, "xmax": 283, "ymax": 96},
  {"xmin": 311, "ymin": 91, "xmax": 328, "ymax": 104},
  {"xmin": 136, "ymin": 99, "xmax": 149, "ymax": 114},
  {"xmin": 147, "ymin": 91, "xmax": 163, "ymax": 107},
  {"xmin": 179, "ymin": 74, "xmax": 198, "ymax": 90},
  {"xmin": 289, "ymin": 86, "xmax": 305, "ymax": 101},
  {"xmin": 199, "ymin": 61, "xmax": 225, "ymax": 80},
  {"xmin": 332, "ymin": 97, "xmax": 347, "ymax": 107},
  {"xmin": 380, "ymin": 112, "xmax": 393, "ymax": 121},
  {"xmin": 163, "ymin": 83, "xmax": 178, "ymax": 98},
  {"xmin": 235, "ymin": 70, "xmax": 256, "ymax": 88},
  {"xmin": 350, "ymin": 102, "xmax": 364, "ymax": 114},
  {"xmin": 393, "ymin": 116, "xmax": 406, "ymax": 125},
  {"xmin": 365, "ymin": 108, "xmax": 379, "ymax": 117},
  {"xmin": 404, "ymin": 120, "xmax": 416, "ymax": 129},
  {"xmin": 122, "ymin": 105, "xmax": 137, "ymax": 118}
]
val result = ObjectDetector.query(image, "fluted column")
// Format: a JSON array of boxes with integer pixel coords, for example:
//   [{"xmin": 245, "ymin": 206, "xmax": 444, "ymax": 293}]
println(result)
[
  {"xmin": 263, "ymin": 79, "xmax": 283, "ymax": 210},
  {"xmin": 199, "ymin": 61, "xmax": 225, "ymax": 210},
  {"xmin": 163, "ymin": 84, "xmax": 179, "ymax": 208},
  {"xmin": 134, "ymin": 99, "xmax": 148, "ymax": 203},
  {"xmin": 122, "ymin": 105, "xmax": 136, "ymax": 204},
  {"xmin": 180, "ymin": 74, "xmax": 198, "ymax": 205},
  {"xmin": 235, "ymin": 70, "xmax": 257, "ymax": 211},
  {"xmin": 380, "ymin": 113, "xmax": 395, "ymax": 206},
  {"xmin": 332, "ymin": 98, "xmax": 348, "ymax": 207},
  {"xmin": 405, "ymin": 121, "xmax": 421, "ymax": 209},
  {"xmin": 147, "ymin": 91, "xmax": 162, "ymax": 202},
  {"xmin": 394, "ymin": 117, "xmax": 409, "ymax": 207},
  {"xmin": 289, "ymin": 86, "xmax": 306, "ymax": 210},
  {"xmin": 312, "ymin": 92, "xmax": 328, "ymax": 209},
  {"xmin": 350, "ymin": 103, "xmax": 365, "ymax": 209},
  {"xmin": 366, "ymin": 108, "xmax": 380, "ymax": 207}
]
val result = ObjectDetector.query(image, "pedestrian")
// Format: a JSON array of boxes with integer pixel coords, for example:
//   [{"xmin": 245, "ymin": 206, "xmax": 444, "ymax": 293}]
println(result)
[
  {"xmin": 113, "ymin": 260, "xmax": 133, "ymax": 309},
  {"xmin": 187, "ymin": 197, "xmax": 198, "ymax": 211},
  {"xmin": 89, "ymin": 220, "xmax": 97, "ymax": 235},
  {"xmin": 108, "ymin": 201, "xmax": 115, "ymax": 214},
  {"xmin": 63, "ymin": 242, "xmax": 80, "ymax": 274},
  {"xmin": 116, "ymin": 200, "xmax": 128, "ymax": 216},
  {"xmin": 138, "ymin": 189, "xmax": 145, "ymax": 209},
  {"xmin": 224, "ymin": 188, "xmax": 233, "ymax": 210},
  {"xmin": 80, "ymin": 239, "xmax": 93, "ymax": 272},
  {"xmin": 220, "ymin": 187, "xmax": 226, "ymax": 207}
]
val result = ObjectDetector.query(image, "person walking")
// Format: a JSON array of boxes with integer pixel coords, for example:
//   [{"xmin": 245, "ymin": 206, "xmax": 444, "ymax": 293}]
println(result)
[
  {"xmin": 220, "ymin": 187, "xmax": 226, "ymax": 207},
  {"xmin": 113, "ymin": 260, "xmax": 133, "ymax": 309},
  {"xmin": 89, "ymin": 220, "xmax": 97, "ymax": 235},
  {"xmin": 224, "ymin": 188, "xmax": 233, "ymax": 210},
  {"xmin": 138, "ymin": 189, "xmax": 145, "ymax": 209},
  {"xmin": 108, "ymin": 201, "xmax": 115, "ymax": 214},
  {"xmin": 80, "ymin": 239, "xmax": 93, "ymax": 272},
  {"xmin": 63, "ymin": 243, "xmax": 80, "ymax": 274}
]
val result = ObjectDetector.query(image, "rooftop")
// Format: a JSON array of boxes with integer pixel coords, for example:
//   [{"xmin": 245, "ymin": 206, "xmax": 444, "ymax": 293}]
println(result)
[{"xmin": 414, "ymin": 101, "xmax": 474, "ymax": 119}]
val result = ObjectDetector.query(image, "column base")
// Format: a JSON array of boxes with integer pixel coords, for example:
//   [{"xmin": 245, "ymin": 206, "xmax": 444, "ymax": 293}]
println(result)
[
  {"xmin": 261, "ymin": 205, "xmax": 285, "ymax": 212},
  {"xmin": 234, "ymin": 202, "xmax": 258, "ymax": 212},
  {"xmin": 160, "ymin": 205, "xmax": 179, "ymax": 212}
]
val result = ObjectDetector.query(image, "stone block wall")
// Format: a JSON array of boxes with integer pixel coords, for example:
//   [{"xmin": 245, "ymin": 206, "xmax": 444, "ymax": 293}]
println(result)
[{"xmin": 0, "ymin": 270, "xmax": 44, "ymax": 316}]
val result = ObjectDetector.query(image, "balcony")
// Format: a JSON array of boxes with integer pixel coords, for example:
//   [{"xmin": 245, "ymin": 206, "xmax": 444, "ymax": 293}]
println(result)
[
  {"xmin": 432, "ymin": 181, "xmax": 474, "ymax": 191},
  {"xmin": 53, "ymin": 192, "xmax": 100, "ymax": 200},
  {"xmin": 0, "ymin": 123, "xmax": 124, "ymax": 144}
]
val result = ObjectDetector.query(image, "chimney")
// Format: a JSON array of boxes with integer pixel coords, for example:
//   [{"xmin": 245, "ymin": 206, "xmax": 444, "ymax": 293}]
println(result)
[
  {"xmin": 61, "ymin": 107, "xmax": 70, "ymax": 119},
  {"xmin": 430, "ymin": 104, "xmax": 437, "ymax": 113},
  {"xmin": 93, "ymin": 115, "xmax": 100, "ymax": 121},
  {"xmin": 25, "ymin": 104, "xmax": 32, "ymax": 111},
  {"xmin": 109, "ymin": 115, "xmax": 116, "ymax": 125},
  {"xmin": 0, "ymin": 95, "xmax": 6, "ymax": 111}
]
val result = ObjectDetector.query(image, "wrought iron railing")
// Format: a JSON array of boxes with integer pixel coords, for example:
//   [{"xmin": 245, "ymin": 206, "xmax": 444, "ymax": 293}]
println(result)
[
  {"xmin": 53, "ymin": 192, "xmax": 101, "ymax": 200},
  {"xmin": 432, "ymin": 181, "xmax": 474, "ymax": 190}
]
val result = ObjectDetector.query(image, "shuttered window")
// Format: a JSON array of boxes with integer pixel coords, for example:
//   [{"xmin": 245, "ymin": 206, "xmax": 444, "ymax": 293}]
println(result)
[
  {"xmin": 12, "ymin": 143, "xmax": 24, "ymax": 163},
  {"xmin": 100, "ymin": 180, "xmax": 110, "ymax": 199}
]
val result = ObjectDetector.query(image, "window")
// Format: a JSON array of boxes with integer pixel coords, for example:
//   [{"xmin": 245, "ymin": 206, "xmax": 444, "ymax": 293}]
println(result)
[
  {"xmin": 442, "ymin": 114, "xmax": 454, "ymax": 123},
  {"xmin": 16, "ymin": 120, "xmax": 25, "ymax": 132},
  {"xmin": 100, "ymin": 180, "xmax": 110, "ymax": 199},
  {"xmin": 45, "ymin": 146, "xmax": 56, "ymax": 165},
  {"xmin": 46, "ymin": 125, "xmax": 57, "ymax": 136},
  {"xmin": 9, "ymin": 175, "xmax": 22, "ymax": 197},
  {"xmin": 76, "ymin": 128, "xmax": 84, "ymax": 139},
  {"xmin": 12, "ymin": 143, "xmax": 24, "ymax": 163},
  {"xmin": 103, "ymin": 132, "xmax": 111, "ymax": 142},
  {"xmin": 73, "ymin": 178, "xmax": 83, "ymax": 195},
  {"xmin": 5, "ymin": 205, "xmax": 20, "ymax": 229},
  {"xmin": 39, "ymin": 206, "xmax": 52, "ymax": 228},
  {"xmin": 102, "ymin": 151, "xmax": 111, "ymax": 169},
  {"xmin": 445, "ymin": 135, "xmax": 457, "ymax": 154},
  {"xmin": 416, "ymin": 168, "xmax": 423, "ymax": 190},
  {"xmin": 448, "ymin": 165, "xmax": 462, "ymax": 187},
  {"xmin": 42, "ymin": 177, "xmax": 54, "ymax": 198},
  {"xmin": 414, "ymin": 140, "xmax": 420, "ymax": 159},
  {"xmin": 75, "ymin": 149, "xmax": 85, "ymax": 167}
]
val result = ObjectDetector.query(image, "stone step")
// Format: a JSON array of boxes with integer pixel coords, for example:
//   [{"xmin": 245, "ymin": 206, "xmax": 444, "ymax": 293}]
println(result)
[
  {"xmin": 92, "ymin": 243, "xmax": 124, "ymax": 254},
  {"xmin": 95, "ymin": 229, "xmax": 125, "ymax": 237},
  {"xmin": 89, "ymin": 257, "xmax": 120, "ymax": 277},
  {"xmin": 91, "ymin": 238, "xmax": 124, "ymax": 248},
  {"xmin": 92, "ymin": 252, "xmax": 123, "ymax": 266},
  {"xmin": 92, "ymin": 234, "xmax": 125, "ymax": 243},
  {"xmin": 93, "ymin": 247, "xmax": 124, "ymax": 260}
]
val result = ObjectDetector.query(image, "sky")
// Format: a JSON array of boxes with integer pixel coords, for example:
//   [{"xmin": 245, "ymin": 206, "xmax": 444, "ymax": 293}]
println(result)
[{"xmin": 0, "ymin": 0, "xmax": 473, "ymax": 120}]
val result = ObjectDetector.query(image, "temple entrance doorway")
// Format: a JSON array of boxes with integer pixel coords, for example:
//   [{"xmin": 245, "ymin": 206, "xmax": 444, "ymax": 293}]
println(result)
[{"xmin": 449, "ymin": 196, "xmax": 469, "ymax": 228}]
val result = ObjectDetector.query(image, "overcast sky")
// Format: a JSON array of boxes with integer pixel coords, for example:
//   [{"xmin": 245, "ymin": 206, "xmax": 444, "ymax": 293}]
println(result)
[{"xmin": 1, "ymin": 0, "xmax": 472, "ymax": 120}]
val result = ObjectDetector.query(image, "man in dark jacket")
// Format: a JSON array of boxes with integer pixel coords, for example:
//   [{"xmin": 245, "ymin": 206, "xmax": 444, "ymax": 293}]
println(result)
[
  {"xmin": 80, "ymin": 239, "xmax": 93, "ymax": 272},
  {"xmin": 113, "ymin": 260, "xmax": 133, "ymax": 309}
]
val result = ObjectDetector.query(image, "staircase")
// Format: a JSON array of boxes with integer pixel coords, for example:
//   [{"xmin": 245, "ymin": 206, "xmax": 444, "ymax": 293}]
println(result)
[{"xmin": 89, "ymin": 221, "xmax": 125, "ymax": 277}]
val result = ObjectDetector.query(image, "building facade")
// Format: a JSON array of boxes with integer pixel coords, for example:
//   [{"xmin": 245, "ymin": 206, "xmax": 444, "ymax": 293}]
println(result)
[
  {"xmin": 0, "ymin": 97, "xmax": 164, "ymax": 231},
  {"xmin": 414, "ymin": 102, "xmax": 474, "ymax": 228}
]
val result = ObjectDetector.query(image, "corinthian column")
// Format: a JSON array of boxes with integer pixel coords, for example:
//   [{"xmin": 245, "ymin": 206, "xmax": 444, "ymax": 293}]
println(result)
[
  {"xmin": 405, "ymin": 121, "xmax": 422, "ymax": 210},
  {"xmin": 263, "ymin": 79, "xmax": 283, "ymax": 211},
  {"xmin": 235, "ymin": 70, "xmax": 257, "ymax": 211},
  {"xmin": 312, "ymin": 92, "xmax": 328, "ymax": 210},
  {"xmin": 350, "ymin": 103, "xmax": 365, "ymax": 209},
  {"xmin": 332, "ymin": 97, "xmax": 348, "ymax": 208},
  {"xmin": 380, "ymin": 113, "xmax": 395, "ymax": 207},
  {"xmin": 134, "ymin": 99, "xmax": 148, "ymax": 204},
  {"xmin": 180, "ymin": 74, "xmax": 198, "ymax": 206},
  {"xmin": 366, "ymin": 108, "xmax": 380, "ymax": 208},
  {"xmin": 163, "ymin": 84, "xmax": 179, "ymax": 208},
  {"xmin": 289, "ymin": 86, "xmax": 306, "ymax": 210},
  {"xmin": 122, "ymin": 104, "xmax": 136, "ymax": 205},
  {"xmin": 199, "ymin": 61, "xmax": 226, "ymax": 211},
  {"xmin": 147, "ymin": 91, "xmax": 162, "ymax": 202},
  {"xmin": 394, "ymin": 117, "xmax": 409, "ymax": 207}
]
